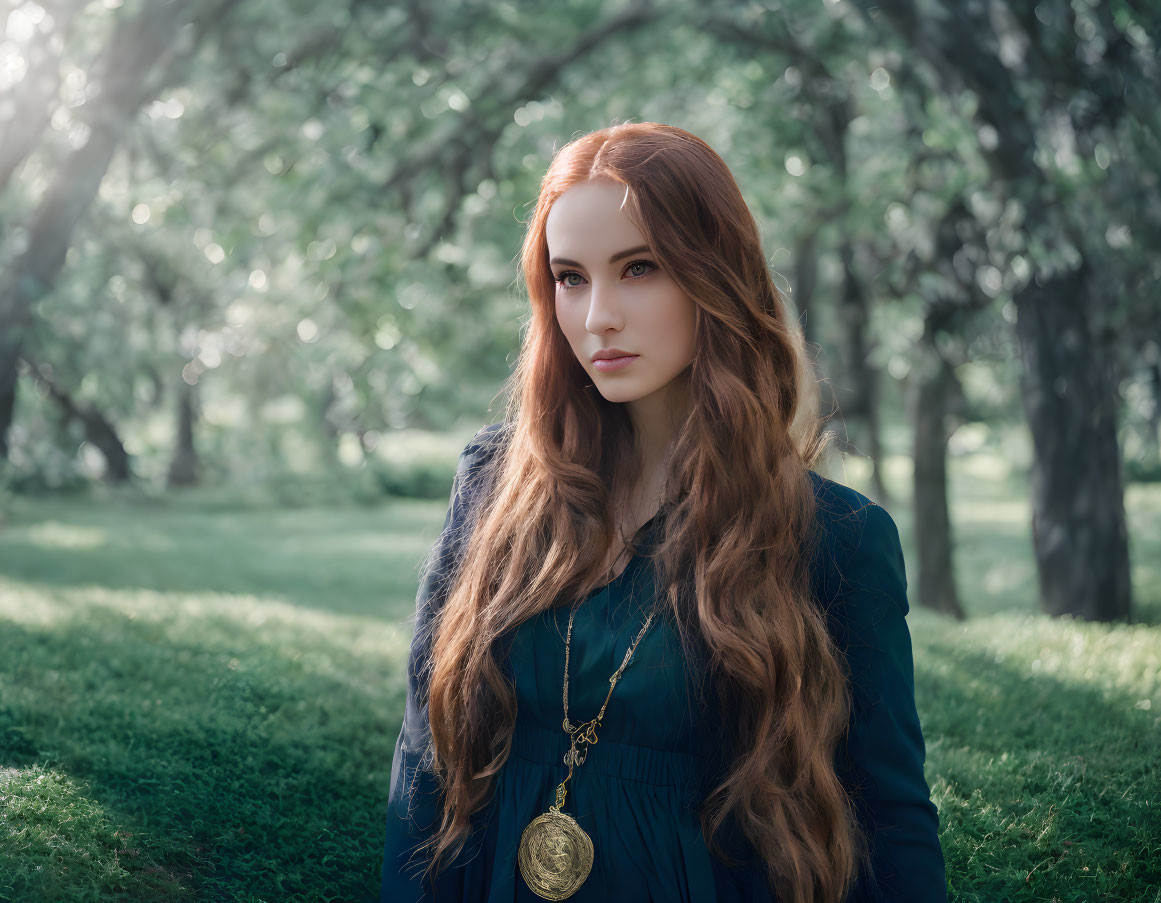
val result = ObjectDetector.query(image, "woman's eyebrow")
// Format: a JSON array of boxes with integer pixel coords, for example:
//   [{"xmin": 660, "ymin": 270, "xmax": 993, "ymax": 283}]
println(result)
[{"xmin": 549, "ymin": 244, "xmax": 651, "ymax": 267}]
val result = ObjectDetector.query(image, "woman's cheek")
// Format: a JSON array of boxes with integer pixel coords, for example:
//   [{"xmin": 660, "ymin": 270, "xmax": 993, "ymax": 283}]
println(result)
[{"xmin": 555, "ymin": 302, "xmax": 582, "ymax": 359}]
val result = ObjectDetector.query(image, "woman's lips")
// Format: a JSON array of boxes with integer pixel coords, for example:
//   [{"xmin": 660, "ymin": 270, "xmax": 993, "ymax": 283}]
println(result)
[{"xmin": 592, "ymin": 354, "xmax": 638, "ymax": 372}]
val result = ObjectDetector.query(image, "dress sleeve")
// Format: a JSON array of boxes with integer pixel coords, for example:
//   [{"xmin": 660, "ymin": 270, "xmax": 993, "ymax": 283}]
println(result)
[
  {"xmin": 378, "ymin": 428, "xmax": 497, "ymax": 903},
  {"xmin": 832, "ymin": 502, "xmax": 947, "ymax": 903}
]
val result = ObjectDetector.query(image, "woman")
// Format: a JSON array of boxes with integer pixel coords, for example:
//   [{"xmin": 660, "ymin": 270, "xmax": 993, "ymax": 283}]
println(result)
[{"xmin": 379, "ymin": 122, "xmax": 946, "ymax": 903}]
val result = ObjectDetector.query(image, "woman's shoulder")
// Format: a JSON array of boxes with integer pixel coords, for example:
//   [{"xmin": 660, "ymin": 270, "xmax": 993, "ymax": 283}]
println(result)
[
  {"xmin": 460, "ymin": 420, "xmax": 510, "ymax": 465},
  {"xmin": 805, "ymin": 469, "xmax": 907, "ymax": 617},
  {"xmin": 806, "ymin": 469, "xmax": 892, "ymax": 547},
  {"xmin": 451, "ymin": 421, "xmax": 510, "ymax": 483},
  {"xmin": 443, "ymin": 421, "xmax": 513, "ymax": 526}
]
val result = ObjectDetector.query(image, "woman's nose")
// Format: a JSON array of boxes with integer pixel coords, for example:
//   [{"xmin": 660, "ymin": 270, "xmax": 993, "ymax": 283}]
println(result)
[{"xmin": 585, "ymin": 281, "xmax": 623, "ymax": 333}]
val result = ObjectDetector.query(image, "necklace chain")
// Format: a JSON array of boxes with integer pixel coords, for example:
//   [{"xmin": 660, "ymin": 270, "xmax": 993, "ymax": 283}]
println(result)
[
  {"xmin": 563, "ymin": 594, "xmax": 655, "ymax": 740},
  {"xmin": 517, "ymin": 512, "xmax": 660, "ymax": 900},
  {"xmin": 557, "ymin": 530, "xmax": 655, "ymax": 782}
]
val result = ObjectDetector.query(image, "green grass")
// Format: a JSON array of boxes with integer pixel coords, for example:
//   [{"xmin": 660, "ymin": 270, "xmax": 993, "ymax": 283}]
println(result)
[
  {"xmin": 913, "ymin": 611, "xmax": 1161, "ymax": 902},
  {"xmin": 0, "ymin": 494, "xmax": 437, "ymax": 902},
  {"xmin": 1, "ymin": 444, "xmax": 1159, "ymax": 901}
]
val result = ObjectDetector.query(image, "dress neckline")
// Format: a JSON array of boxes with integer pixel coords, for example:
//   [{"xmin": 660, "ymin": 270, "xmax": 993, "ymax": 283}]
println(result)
[{"xmin": 581, "ymin": 507, "xmax": 662, "ymax": 600}]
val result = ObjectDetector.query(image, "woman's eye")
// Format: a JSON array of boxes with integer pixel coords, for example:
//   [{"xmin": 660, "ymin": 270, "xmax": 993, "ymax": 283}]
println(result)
[{"xmin": 554, "ymin": 260, "xmax": 656, "ymax": 290}]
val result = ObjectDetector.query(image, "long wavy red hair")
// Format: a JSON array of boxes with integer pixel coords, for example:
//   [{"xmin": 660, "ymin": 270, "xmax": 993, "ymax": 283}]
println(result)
[{"xmin": 419, "ymin": 121, "xmax": 867, "ymax": 903}]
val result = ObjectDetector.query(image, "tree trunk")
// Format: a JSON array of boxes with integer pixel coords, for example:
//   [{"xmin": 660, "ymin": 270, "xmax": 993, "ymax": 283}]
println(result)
[
  {"xmin": 22, "ymin": 359, "xmax": 132, "ymax": 483},
  {"xmin": 0, "ymin": 364, "xmax": 14, "ymax": 462},
  {"xmin": 910, "ymin": 352, "xmax": 965, "ymax": 619},
  {"xmin": 1147, "ymin": 361, "xmax": 1161, "ymax": 461},
  {"xmin": 1013, "ymin": 268, "xmax": 1133, "ymax": 621},
  {"xmin": 84, "ymin": 412, "xmax": 133, "ymax": 484},
  {"xmin": 794, "ymin": 227, "xmax": 820, "ymax": 350},
  {"xmin": 838, "ymin": 240, "xmax": 890, "ymax": 507},
  {"xmin": 795, "ymin": 226, "xmax": 844, "ymax": 443},
  {"xmin": 167, "ymin": 380, "xmax": 199, "ymax": 488}
]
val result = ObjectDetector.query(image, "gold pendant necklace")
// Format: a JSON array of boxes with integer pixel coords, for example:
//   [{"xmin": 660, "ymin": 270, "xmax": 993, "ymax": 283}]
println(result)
[
  {"xmin": 517, "ymin": 545, "xmax": 656, "ymax": 900},
  {"xmin": 516, "ymin": 781, "xmax": 594, "ymax": 900}
]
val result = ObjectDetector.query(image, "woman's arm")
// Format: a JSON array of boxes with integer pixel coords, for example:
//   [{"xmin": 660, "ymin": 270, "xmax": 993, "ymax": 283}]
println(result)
[
  {"xmin": 379, "ymin": 425, "xmax": 503, "ymax": 903},
  {"xmin": 831, "ymin": 501, "xmax": 947, "ymax": 903}
]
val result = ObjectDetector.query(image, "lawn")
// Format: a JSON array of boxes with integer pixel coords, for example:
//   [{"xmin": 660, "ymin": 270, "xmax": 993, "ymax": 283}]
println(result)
[{"xmin": 0, "ymin": 446, "xmax": 1158, "ymax": 902}]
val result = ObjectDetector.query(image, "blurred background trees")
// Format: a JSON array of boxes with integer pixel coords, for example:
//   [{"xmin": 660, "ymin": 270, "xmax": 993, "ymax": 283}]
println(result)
[{"xmin": 2, "ymin": 0, "xmax": 1158, "ymax": 624}]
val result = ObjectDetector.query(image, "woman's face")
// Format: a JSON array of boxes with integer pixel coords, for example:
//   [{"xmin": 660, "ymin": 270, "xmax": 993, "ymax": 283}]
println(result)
[{"xmin": 546, "ymin": 178, "xmax": 696, "ymax": 407}]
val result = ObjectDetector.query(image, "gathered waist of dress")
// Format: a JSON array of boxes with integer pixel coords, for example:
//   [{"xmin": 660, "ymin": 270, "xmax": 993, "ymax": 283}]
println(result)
[{"xmin": 508, "ymin": 721, "xmax": 713, "ymax": 799}]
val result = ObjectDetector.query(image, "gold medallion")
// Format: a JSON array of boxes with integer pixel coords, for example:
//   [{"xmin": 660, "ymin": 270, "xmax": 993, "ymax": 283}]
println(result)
[
  {"xmin": 517, "ymin": 808, "xmax": 594, "ymax": 900},
  {"xmin": 514, "ymin": 577, "xmax": 655, "ymax": 900}
]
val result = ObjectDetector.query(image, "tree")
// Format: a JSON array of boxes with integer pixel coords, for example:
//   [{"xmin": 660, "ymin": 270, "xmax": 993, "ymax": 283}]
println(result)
[{"xmin": 853, "ymin": 0, "xmax": 1149, "ymax": 622}]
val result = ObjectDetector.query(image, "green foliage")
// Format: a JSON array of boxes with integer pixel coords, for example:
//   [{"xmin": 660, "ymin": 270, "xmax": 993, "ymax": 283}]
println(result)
[
  {"xmin": 3, "ymin": 0, "xmax": 1161, "ymax": 896},
  {"xmin": 365, "ymin": 457, "xmax": 460, "ymax": 501},
  {"xmin": 1125, "ymin": 455, "xmax": 1161, "ymax": 485},
  {"xmin": 4, "ymin": 0, "xmax": 1157, "ymax": 499}
]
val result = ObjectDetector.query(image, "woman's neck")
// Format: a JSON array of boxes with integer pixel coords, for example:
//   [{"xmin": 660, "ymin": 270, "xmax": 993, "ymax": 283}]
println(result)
[{"xmin": 625, "ymin": 365, "xmax": 690, "ymax": 492}]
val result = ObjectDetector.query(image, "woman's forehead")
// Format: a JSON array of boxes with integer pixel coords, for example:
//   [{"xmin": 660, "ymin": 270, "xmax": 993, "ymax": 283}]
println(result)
[{"xmin": 546, "ymin": 182, "xmax": 644, "ymax": 260}]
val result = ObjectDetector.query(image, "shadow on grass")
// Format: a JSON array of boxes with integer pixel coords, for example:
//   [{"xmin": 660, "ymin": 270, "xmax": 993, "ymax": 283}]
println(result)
[
  {"xmin": 0, "ymin": 759, "xmax": 197, "ymax": 902},
  {"xmin": 2, "ymin": 575, "xmax": 1157, "ymax": 901},
  {"xmin": 0, "ymin": 499, "xmax": 442, "ymax": 620},
  {"xmin": 912, "ymin": 640, "xmax": 1161, "ymax": 903},
  {"xmin": 0, "ymin": 608, "xmax": 402, "ymax": 903}
]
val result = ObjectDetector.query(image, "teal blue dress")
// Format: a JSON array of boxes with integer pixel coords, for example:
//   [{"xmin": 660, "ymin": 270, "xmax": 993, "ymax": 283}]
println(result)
[{"xmin": 380, "ymin": 424, "xmax": 946, "ymax": 902}]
